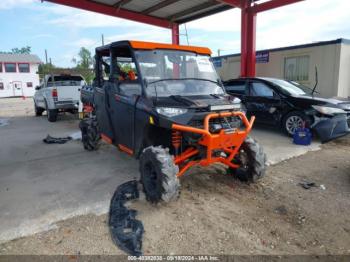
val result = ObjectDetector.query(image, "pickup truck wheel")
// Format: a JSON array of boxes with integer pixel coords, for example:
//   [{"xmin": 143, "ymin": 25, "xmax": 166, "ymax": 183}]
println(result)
[
  {"xmin": 228, "ymin": 137, "xmax": 266, "ymax": 183},
  {"xmin": 79, "ymin": 117, "xmax": 101, "ymax": 151},
  {"xmin": 34, "ymin": 103, "xmax": 44, "ymax": 116},
  {"xmin": 45, "ymin": 101, "xmax": 58, "ymax": 122},
  {"xmin": 140, "ymin": 146, "xmax": 180, "ymax": 203},
  {"xmin": 47, "ymin": 109, "xmax": 58, "ymax": 122}
]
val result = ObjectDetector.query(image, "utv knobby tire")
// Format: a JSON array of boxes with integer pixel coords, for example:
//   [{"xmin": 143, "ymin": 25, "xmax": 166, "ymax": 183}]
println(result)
[
  {"xmin": 140, "ymin": 146, "xmax": 180, "ymax": 203},
  {"xmin": 228, "ymin": 137, "xmax": 266, "ymax": 183},
  {"xmin": 79, "ymin": 117, "xmax": 101, "ymax": 151}
]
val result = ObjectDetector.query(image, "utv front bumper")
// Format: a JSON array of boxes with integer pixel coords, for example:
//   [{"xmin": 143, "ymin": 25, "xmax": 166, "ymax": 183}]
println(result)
[
  {"xmin": 172, "ymin": 111, "xmax": 255, "ymax": 177},
  {"xmin": 312, "ymin": 114, "xmax": 350, "ymax": 143}
]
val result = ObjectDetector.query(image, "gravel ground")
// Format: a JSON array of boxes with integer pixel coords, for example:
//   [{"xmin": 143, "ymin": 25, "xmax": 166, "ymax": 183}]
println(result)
[
  {"xmin": 1, "ymin": 136, "xmax": 349, "ymax": 255},
  {"xmin": 0, "ymin": 97, "xmax": 34, "ymax": 117}
]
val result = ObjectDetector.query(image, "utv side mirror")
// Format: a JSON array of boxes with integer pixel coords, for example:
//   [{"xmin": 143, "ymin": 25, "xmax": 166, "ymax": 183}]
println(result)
[{"xmin": 35, "ymin": 86, "xmax": 40, "ymax": 90}]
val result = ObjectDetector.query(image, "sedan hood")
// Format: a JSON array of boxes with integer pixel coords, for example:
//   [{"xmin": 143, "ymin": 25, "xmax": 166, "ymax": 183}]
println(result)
[{"xmin": 291, "ymin": 94, "xmax": 350, "ymax": 111}]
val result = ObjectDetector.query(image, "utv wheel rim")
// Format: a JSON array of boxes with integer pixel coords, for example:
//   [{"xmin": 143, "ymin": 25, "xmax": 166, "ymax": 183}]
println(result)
[
  {"xmin": 238, "ymin": 150, "xmax": 249, "ymax": 170},
  {"xmin": 286, "ymin": 115, "xmax": 303, "ymax": 135},
  {"xmin": 232, "ymin": 149, "xmax": 249, "ymax": 171}
]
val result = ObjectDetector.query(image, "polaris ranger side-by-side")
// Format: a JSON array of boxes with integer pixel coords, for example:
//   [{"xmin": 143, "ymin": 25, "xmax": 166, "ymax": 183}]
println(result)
[{"xmin": 80, "ymin": 40, "xmax": 266, "ymax": 203}]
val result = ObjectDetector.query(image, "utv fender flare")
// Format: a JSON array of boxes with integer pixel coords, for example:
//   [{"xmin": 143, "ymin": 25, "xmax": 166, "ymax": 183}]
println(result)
[{"xmin": 136, "ymin": 125, "xmax": 169, "ymax": 158}]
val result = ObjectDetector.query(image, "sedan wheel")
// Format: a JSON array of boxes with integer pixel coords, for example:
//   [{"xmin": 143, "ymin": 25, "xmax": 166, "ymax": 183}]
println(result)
[{"xmin": 285, "ymin": 115, "xmax": 304, "ymax": 135}]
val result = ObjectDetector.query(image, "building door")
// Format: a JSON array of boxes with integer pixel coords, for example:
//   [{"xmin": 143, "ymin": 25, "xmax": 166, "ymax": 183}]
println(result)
[{"xmin": 12, "ymin": 81, "xmax": 23, "ymax": 96}]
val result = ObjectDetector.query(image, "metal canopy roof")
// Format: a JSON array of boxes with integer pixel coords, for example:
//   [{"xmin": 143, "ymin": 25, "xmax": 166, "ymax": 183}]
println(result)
[
  {"xmin": 44, "ymin": 0, "xmax": 244, "ymax": 27},
  {"xmin": 44, "ymin": 0, "xmax": 303, "ymax": 77},
  {"xmin": 110, "ymin": 0, "xmax": 233, "ymax": 24}
]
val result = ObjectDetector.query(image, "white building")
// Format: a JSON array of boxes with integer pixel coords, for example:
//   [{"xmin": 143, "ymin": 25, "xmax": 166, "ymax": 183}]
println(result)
[
  {"xmin": 213, "ymin": 38, "xmax": 350, "ymax": 98},
  {"xmin": 0, "ymin": 54, "xmax": 41, "ymax": 98}
]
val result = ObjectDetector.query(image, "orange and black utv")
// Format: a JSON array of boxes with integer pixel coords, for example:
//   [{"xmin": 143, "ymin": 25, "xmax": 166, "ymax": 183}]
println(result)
[{"xmin": 80, "ymin": 40, "xmax": 266, "ymax": 203}]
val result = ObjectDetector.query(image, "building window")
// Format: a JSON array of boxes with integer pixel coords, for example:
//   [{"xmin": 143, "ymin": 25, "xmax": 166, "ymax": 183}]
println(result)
[
  {"xmin": 18, "ymin": 63, "xmax": 30, "ymax": 73},
  {"xmin": 5, "ymin": 63, "xmax": 16, "ymax": 73},
  {"xmin": 284, "ymin": 55, "xmax": 309, "ymax": 81},
  {"xmin": 27, "ymin": 82, "xmax": 33, "ymax": 88},
  {"xmin": 0, "ymin": 83, "xmax": 3, "ymax": 90},
  {"xmin": 0, "ymin": 63, "xmax": 2, "ymax": 73}
]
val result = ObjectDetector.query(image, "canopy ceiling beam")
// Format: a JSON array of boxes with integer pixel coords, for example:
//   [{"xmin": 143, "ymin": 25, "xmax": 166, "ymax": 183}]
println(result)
[
  {"xmin": 168, "ymin": 0, "xmax": 219, "ymax": 21},
  {"xmin": 251, "ymin": 0, "xmax": 304, "ymax": 13},
  {"xmin": 44, "ymin": 0, "xmax": 172, "ymax": 28}
]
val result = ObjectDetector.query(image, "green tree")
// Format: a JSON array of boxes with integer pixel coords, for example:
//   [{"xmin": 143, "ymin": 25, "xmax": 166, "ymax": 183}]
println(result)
[
  {"xmin": 0, "ymin": 46, "xmax": 32, "ymax": 54},
  {"xmin": 73, "ymin": 47, "xmax": 94, "ymax": 83},
  {"xmin": 119, "ymin": 63, "xmax": 132, "ymax": 74},
  {"xmin": 38, "ymin": 63, "xmax": 55, "ymax": 80},
  {"xmin": 11, "ymin": 46, "xmax": 31, "ymax": 54}
]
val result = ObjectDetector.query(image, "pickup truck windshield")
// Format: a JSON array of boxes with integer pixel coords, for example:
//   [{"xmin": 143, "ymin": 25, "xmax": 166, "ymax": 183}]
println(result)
[{"xmin": 135, "ymin": 50, "xmax": 224, "ymax": 97}]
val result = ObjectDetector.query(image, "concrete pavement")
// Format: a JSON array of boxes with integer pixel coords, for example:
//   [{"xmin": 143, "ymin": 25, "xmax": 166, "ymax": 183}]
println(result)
[{"xmin": 0, "ymin": 115, "xmax": 138, "ymax": 243}]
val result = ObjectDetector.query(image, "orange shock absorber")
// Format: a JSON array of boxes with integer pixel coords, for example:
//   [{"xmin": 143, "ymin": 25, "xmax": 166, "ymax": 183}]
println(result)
[{"xmin": 172, "ymin": 130, "xmax": 182, "ymax": 155}]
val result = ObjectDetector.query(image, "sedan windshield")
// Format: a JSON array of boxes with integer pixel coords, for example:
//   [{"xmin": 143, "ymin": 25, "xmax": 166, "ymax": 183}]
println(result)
[
  {"xmin": 267, "ymin": 78, "xmax": 312, "ymax": 96},
  {"xmin": 135, "ymin": 50, "xmax": 224, "ymax": 97}
]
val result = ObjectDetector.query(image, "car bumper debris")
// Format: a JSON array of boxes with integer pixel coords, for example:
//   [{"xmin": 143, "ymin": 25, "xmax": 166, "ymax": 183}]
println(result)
[
  {"xmin": 109, "ymin": 180, "xmax": 144, "ymax": 256},
  {"xmin": 312, "ymin": 114, "xmax": 350, "ymax": 143},
  {"xmin": 43, "ymin": 135, "xmax": 72, "ymax": 144}
]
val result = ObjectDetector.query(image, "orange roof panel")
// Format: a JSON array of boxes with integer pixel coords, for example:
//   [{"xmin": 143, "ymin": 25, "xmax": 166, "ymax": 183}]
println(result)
[{"xmin": 129, "ymin": 40, "xmax": 212, "ymax": 55}]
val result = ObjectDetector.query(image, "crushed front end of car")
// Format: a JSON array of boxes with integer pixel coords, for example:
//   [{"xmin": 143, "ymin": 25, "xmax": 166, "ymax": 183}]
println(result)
[{"xmin": 310, "ymin": 105, "xmax": 350, "ymax": 143}]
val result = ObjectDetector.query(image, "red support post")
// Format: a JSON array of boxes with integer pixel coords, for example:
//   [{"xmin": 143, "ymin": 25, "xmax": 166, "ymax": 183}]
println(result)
[
  {"xmin": 171, "ymin": 23, "xmax": 180, "ymax": 45},
  {"xmin": 240, "ymin": 0, "xmax": 248, "ymax": 77},
  {"xmin": 240, "ymin": 0, "xmax": 256, "ymax": 77},
  {"xmin": 246, "ymin": 9, "xmax": 256, "ymax": 77}
]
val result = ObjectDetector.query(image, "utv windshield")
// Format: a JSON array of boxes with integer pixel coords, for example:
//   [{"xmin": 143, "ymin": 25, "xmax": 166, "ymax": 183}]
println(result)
[{"xmin": 135, "ymin": 50, "xmax": 224, "ymax": 97}]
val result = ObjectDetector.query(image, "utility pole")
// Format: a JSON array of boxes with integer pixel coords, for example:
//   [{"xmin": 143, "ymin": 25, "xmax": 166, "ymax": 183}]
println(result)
[
  {"xmin": 102, "ymin": 34, "xmax": 105, "ymax": 46},
  {"xmin": 217, "ymin": 49, "xmax": 221, "ymax": 57},
  {"xmin": 49, "ymin": 58, "xmax": 52, "ymax": 66},
  {"xmin": 45, "ymin": 49, "xmax": 48, "ymax": 64}
]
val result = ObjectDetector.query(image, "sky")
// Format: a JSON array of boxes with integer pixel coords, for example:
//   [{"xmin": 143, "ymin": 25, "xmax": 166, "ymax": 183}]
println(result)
[{"xmin": 0, "ymin": 0, "xmax": 349, "ymax": 67}]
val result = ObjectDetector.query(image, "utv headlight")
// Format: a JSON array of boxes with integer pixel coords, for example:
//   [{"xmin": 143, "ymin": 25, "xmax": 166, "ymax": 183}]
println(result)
[
  {"xmin": 312, "ymin": 105, "xmax": 346, "ymax": 116},
  {"xmin": 156, "ymin": 107, "xmax": 188, "ymax": 117}
]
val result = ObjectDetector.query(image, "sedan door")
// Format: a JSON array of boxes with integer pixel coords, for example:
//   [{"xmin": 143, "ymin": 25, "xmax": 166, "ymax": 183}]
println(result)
[
  {"xmin": 224, "ymin": 79, "xmax": 248, "ymax": 99},
  {"xmin": 245, "ymin": 80, "xmax": 282, "ymax": 125}
]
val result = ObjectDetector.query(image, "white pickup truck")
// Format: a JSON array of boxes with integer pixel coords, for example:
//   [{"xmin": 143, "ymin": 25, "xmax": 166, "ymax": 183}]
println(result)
[{"xmin": 33, "ymin": 74, "xmax": 86, "ymax": 122}]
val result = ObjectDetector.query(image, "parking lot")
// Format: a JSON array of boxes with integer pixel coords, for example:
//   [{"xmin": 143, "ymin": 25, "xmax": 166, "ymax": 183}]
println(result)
[
  {"xmin": 1, "ymin": 98, "xmax": 349, "ymax": 255},
  {"xmin": 0, "ymin": 98, "xmax": 321, "ymax": 244}
]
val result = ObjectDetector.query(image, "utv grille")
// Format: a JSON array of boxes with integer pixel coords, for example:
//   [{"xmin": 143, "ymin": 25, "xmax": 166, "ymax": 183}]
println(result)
[{"xmin": 189, "ymin": 116, "xmax": 242, "ymax": 131}]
